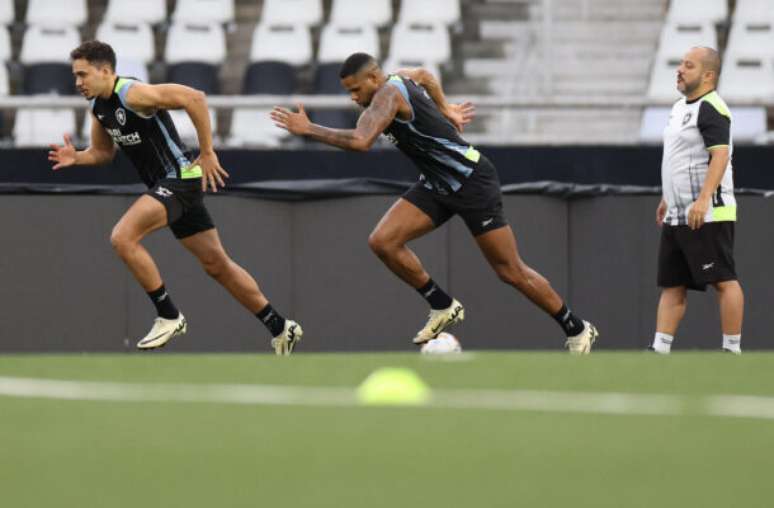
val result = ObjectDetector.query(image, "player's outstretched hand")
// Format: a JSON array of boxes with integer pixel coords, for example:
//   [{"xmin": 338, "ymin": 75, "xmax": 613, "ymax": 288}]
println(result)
[
  {"xmin": 271, "ymin": 104, "xmax": 311, "ymax": 136},
  {"xmin": 195, "ymin": 150, "xmax": 229, "ymax": 193},
  {"xmin": 48, "ymin": 134, "xmax": 77, "ymax": 170},
  {"xmin": 445, "ymin": 102, "xmax": 475, "ymax": 133}
]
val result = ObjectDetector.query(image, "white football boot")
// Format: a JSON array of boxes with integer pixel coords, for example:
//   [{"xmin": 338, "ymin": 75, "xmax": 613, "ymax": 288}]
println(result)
[
  {"xmin": 136, "ymin": 313, "xmax": 187, "ymax": 350},
  {"xmin": 565, "ymin": 320, "xmax": 598, "ymax": 355},
  {"xmin": 271, "ymin": 320, "xmax": 303, "ymax": 356},
  {"xmin": 412, "ymin": 299, "xmax": 465, "ymax": 344}
]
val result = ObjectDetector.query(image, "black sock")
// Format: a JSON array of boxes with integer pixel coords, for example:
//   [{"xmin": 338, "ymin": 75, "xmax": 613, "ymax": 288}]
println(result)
[
  {"xmin": 552, "ymin": 304, "xmax": 585, "ymax": 337},
  {"xmin": 256, "ymin": 304, "xmax": 286, "ymax": 337},
  {"xmin": 147, "ymin": 284, "xmax": 180, "ymax": 320},
  {"xmin": 417, "ymin": 279, "xmax": 453, "ymax": 310}
]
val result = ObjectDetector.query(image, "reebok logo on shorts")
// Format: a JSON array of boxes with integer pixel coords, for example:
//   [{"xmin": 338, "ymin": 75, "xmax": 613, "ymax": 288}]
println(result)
[{"xmin": 155, "ymin": 186, "xmax": 173, "ymax": 198}]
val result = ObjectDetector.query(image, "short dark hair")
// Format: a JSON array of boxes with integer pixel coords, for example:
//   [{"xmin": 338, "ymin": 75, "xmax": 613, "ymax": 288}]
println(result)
[
  {"xmin": 70, "ymin": 40, "xmax": 116, "ymax": 71},
  {"xmin": 339, "ymin": 52, "xmax": 377, "ymax": 79}
]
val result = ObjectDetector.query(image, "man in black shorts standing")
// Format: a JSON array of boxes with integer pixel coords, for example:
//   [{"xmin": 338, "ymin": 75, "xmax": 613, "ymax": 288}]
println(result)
[
  {"xmin": 48, "ymin": 41, "xmax": 302, "ymax": 354},
  {"xmin": 272, "ymin": 53, "xmax": 597, "ymax": 352},
  {"xmin": 651, "ymin": 47, "xmax": 743, "ymax": 354}
]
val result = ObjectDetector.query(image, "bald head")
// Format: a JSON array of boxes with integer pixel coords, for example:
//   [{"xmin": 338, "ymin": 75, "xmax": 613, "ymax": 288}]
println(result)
[{"xmin": 694, "ymin": 46, "xmax": 721, "ymax": 85}]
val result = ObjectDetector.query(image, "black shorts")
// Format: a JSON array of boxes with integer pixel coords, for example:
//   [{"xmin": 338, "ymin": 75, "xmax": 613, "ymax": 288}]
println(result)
[
  {"xmin": 401, "ymin": 155, "xmax": 507, "ymax": 236},
  {"xmin": 146, "ymin": 178, "xmax": 215, "ymax": 239},
  {"xmin": 657, "ymin": 222, "xmax": 737, "ymax": 291}
]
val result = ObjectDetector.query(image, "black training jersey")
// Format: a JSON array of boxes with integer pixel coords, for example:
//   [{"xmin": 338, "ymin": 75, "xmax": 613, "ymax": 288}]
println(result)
[
  {"xmin": 383, "ymin": 74, "xmax": 481, "ymax": 194},
  {"xmin": 91, "ymin": 77, "xmax": 201, "ymax": 188}
]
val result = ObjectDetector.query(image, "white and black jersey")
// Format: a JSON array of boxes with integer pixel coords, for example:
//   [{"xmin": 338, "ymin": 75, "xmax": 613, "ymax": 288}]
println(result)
[{"xmin": 661, "ymin": 90, "xmax": 735, "ymax": 226}]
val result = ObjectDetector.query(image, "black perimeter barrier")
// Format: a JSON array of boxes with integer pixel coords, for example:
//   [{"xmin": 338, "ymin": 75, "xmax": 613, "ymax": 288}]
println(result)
[
  {"xmin": 2, "ymin": 145, "xmax": 773, "ymax": 198},
  {"xmin": 1, "ymin": 146, "xmax": 773, "ymax": 352}
]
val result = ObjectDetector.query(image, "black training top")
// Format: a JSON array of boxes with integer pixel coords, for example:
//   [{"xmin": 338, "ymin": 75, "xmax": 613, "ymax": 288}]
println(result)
[
  {"xmin": 90, "ymin": 76, "xmax": 200, "ymax": 188},
  {"xmin": 383, "ymin": 74, "xmax": 481, "ymax": 195}
]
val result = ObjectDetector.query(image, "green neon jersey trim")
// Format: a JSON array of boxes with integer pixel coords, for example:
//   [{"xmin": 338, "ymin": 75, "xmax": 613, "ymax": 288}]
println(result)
[
  {"xmin": 181, "ymin": 164, "xmax": 203, "ymax": 179},
  {"xmin": 712, "ymin": 205, "xmax": 737, "ymax": 221}
]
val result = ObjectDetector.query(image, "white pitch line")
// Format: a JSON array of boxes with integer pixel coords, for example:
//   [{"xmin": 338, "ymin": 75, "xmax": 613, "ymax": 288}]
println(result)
[{"xmin": 1, "ymin": 376, "xmax": 774, "ymax": 421}]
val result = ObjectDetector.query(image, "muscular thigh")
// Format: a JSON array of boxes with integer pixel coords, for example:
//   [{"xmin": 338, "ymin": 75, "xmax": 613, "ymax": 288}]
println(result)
[
  {"xmin": 372, "ymin": 197, "xmax": 438, "ymax": 244},
  {"xmin": 112, "ymin": 194, "xmax": 168, "ymax": 242}
]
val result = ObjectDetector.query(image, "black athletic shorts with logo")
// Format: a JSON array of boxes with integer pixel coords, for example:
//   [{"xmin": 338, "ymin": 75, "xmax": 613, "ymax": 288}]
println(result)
[
  {"xmin": 146, "ymin": 178, "xmax": 215, "ymax": 239},
  {"xmin": 657, "ymin": 222, "xmax": 737, "ymax": 291},
  {"xmin": 401, "ymin": 155, "xmax": 507, "ymax": 236}
]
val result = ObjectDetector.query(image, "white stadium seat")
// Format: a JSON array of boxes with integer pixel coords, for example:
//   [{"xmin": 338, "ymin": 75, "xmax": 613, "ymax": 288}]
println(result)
[
  {"xmin": 229, "ymin": 108, "xmax": 287, "ymax": 147},
  {"xmin": 96, "ymin": 23, "xmax": 154, "ymax": 64},
  {"xmin": 104, "ymin": 0, "xmax": 167, "ymax": 25},
  {"xmin": 249, "ymin": 24, "xmax": 312, "ymax": 66},
  {"xmin": 0, "ymin": 25, "xmax": 10, "ymax": 61},
  {"xmin": 318, "ymin": 24, "xmax": 380, "ymax": 64},
  {"xmin": 646, "ymin": 56, "xmax": 682, "ymax": 103},
  {"xmin": 730, "ymin": 107, "xmax": 768, "ymax": 143},
  {"xmin": 667, "ymin": 0, "xmax": 728, "ymax": 24},
  {"xmin": 725, "ymin": 21, "xmax": 774, "ymax": 60},
  {"xmin": 0, "ymin": 0, "xmax": 14, "ymax": 26},
  {"xmin": 261, "ymin": 0, "xmax": 323, "ymax": 27},
  {"xmin": 0, "ymin": 63, "xmax": 9, "ymax": 95},
  {"xmin": 26, "ymin": 0, "xmax": 87, "ymax": 27},
  {"xmin": 719, "ymin": 55, "xmax": 774, "ymax": 102},
  {"xmin": 639, "ymin": 106, "xmax": 670, "ymax": 144},
  {"xmin": 389, "ymin": 23, "xmax": 451, "ymax": 65},
  {"xmin": 656, "ymin": 22, "xmax": 718, "ymax": 60},
  {"xmin": 14, "ymin": 108, "xmax": 76, "ymax": 147},
  {"xmin": 115, "ymin": 59, "xmax": 149, "ymax": 82},
  {"xmin": 172, "ymin": 0, "xmax": 235, "ymax": 25},
  {"xmin": 168, "ymin": 108, "xmax": 218, "ymax": 145},
  {"xmin": 398, "ymin": 0, "xmax": 460, "ymax": 26},
  {"xmin": 330, "ymin": 0, "xmax": 392, "ymax": 27},
  {"xmin": 20, "ymin": 25, "xmax": 80, "ymax": 64},
  {"xmin": 165, "ymin": 23, "xmax": 227, "ymax": 65},
  {"xmin": 733, "ymin": 0, "xmax": 774, "ymax": 23}
]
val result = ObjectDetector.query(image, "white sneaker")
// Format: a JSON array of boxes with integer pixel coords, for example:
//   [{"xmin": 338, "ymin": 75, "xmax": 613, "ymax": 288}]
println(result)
[
  {"xmin": 565, "ymin": 321, "xmax": 598, "ymax": 354},
  {"xmin": 412, "ymin": 299, "xmax": 465, "ymax": 344},
  {"xmin": 137, "ymin": 313, "xmax": 187, "ymax": 350},
  {"xmin": 271, "ymin": 320, "xmax": 303, "ymax": 356}
]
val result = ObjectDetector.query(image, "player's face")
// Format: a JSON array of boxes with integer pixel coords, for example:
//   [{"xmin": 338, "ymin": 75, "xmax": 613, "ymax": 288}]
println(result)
[
  {"xmin": 72, "ymin": 59, "xmax": 112, "ymax": 100},
  {"xmin": 341, "ymin": 72, "xmax": 379, "ymax": 108},
  {"xmin": 676, "ymin": 50, "xmax": 705, "ymax": 95}
]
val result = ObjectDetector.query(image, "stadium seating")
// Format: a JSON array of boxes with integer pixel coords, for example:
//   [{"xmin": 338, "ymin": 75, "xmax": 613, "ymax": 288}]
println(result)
[
  {"xmin": 260, "ymin": 0, "xmax": 323, "ymax": 27},
  {"xmin": 20, "ymin": 25, "xmax": 80, "ymax": 65},
  {"xmin": 242, "ymin": 61, "xmax": 298, "ymax": 94},
  {"xmin": 382, "ymin": 57, "xmax": 441, "ymax": 85},
  {"xmin": 22, "ymin": 64, "xmax": 76, "ymax": 95},
  {"xmin": 719, "ymin": 56, "xmax": 774, "ymax": 102},
  {"xmin": 646, "ymin": 56, "xmax": 681, "ymax": 103},
  {"xmin": 309, "ymin": 63, "xmax": 358, "ymax": 129},
  {"xmin": 729, "ymin": 107, "xmax": 768, "ymax": 143},
  {"xmin": 656, "ymin": 22, "xmax": 719, "ymax": 59},
  {"xmin": 167, "ymin": 63, "xmax": 220, "ymax": 94},
  {"xmin": 318, "ymin": 24, "xmax": 380, "ymax": 64},
  {"xmin": 171, "ymin": 0, "xmax": 235, "ymax": 25},
  {"xmin": 95, "ymin": 23, "xmax": 154, "ymax": 65},
  {"xmin": 330, "ymin": 0, "xmax": 392, "ymax": 27},
  {"xmin": 734, "ymin": 0, "xmax": 774, "ymax": 22},
  {"xmin": 165, "ymin": 23, "xmax": 227, "ymax": 65},
  {"xmin": 725, "ymin": 20, "xmax": 774, "ymax": 60},
  {"xmin": 14, "ymin": 108, "xmax": 76, "ymax": 147},
  {"xmin": 666, "ymin": 0, "xmax": 728, "ymax": 24},
  {"xmin": 0, "ymin": 0, "xmax": 13, "ymax": 26},
  {"xmin": 25, "ymin": 0, "xmax": 87, "ymax": 27},
  {"xmin": 397, "ymin": 0, "xmax": 460, "ymax": 26},
  {"xmin": 389, "ymin": 23, "xmax": 451, "ymax": 65},
  {"xmin": 639, "ymin": 106, "xmax": 669, "ymax": 143},
  {"xmin": 0, "ymin": 62, "xmax": 9, "ymax": 96},
  {"xmin": 249, "ymin": 24, "xmax": 312, "ymax": 66},
  {"xmin": 0, "ymin": 25, "xmax": 10, "ymax": 62},
  {"xmin": 104, "ymin": 0, "xmax": 167, "ymax": 25}
]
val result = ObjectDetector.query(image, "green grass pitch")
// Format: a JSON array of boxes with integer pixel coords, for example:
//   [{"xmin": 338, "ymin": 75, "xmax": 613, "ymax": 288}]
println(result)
[{"xmin": 1, "ymin": 352, "xmax": 772, "ymax": 508}]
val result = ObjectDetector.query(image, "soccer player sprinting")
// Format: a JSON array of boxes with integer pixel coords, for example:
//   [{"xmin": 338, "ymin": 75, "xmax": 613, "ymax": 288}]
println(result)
[
  {"xmin": 651, "ymin": 47, "xmax": 744, "ymax": 354},
  {"xmin": 272, "ymin": 53, "xmax": 597, "ymax": 352},
  {"xmin": 48, "ymin": 41, "xmax": 302, "ymax": 354}
]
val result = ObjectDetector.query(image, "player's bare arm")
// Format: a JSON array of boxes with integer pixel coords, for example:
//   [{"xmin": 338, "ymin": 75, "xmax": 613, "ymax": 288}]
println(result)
[
  {"xmin": 125, "ymin": 82, "xmax": 229, "ymax": 192},
  {"xmin": 271, "ymin": 85, "xmax": 402, "ymax": 152},
  {"xmin": 48, "ymin": 112, "xmax": 116, "ymax": 170},
  {"xmin": 688, "ymin": 146, "xmax": 729, "ymax": 230},
  {"xmin": 395, "ymin": 67, "xmax": 475, "ymax": 133}
]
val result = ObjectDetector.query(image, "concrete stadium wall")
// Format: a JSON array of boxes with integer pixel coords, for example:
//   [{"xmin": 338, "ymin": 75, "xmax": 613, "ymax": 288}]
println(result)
[{"xmin": 0, "ymin": 194, "xmax": 771, "ymax": 352}]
